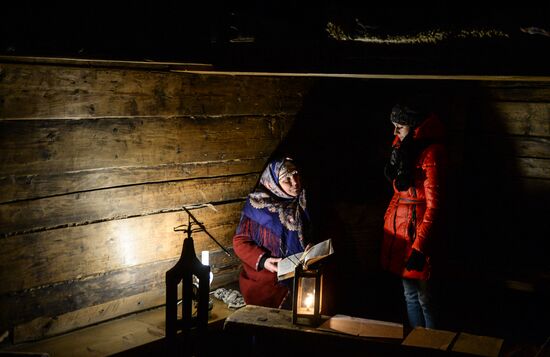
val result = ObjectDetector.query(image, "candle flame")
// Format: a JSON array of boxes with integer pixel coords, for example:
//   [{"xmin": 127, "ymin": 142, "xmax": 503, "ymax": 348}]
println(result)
[{"xmin": 304, "ymin": 293, "xmax": 314, "ymax": 309}]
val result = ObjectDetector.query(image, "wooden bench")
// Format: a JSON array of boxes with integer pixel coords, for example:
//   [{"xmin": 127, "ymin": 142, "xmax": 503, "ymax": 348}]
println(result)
[
  {"xmin": 1, "ymin": 298, "xmax": 234, "ymax": 357},
  {"xmin": 222, "ymin": 305, "xmax": 520, "ymax": 357},
  {"xmin": 223, "ymin": 305, "xmax": 416, "ymax": 356}
]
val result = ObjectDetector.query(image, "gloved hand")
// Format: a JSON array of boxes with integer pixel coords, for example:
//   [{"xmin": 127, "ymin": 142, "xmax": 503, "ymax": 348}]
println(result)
[
  {"xmin": 406, "ymin": 249, "xmax": 425, "ymax": 272},
  {"xmin": 394, "ymin": 172, "xmax": 412, "ymax": 191},
  {"xmin": 384, "ymin": 148, "xmax": 399, "ymax": 182},
  {"xmin": 394, "ymin": 135, "xmax": 414, "ymax": 191},
  {"xmin": 384, "ymin": 163, "xmax": 396, "ymax": 182},
  {"xmin": 386, "ymin": 135, "xmax": 415, "ymax": 190},
  {"xmin": 389, "ymin": 146, "xmax": 401, "ymax": 167},
  {"xmin": 384, "ymin": 146, "xmax": 401, "ymax": 182}
]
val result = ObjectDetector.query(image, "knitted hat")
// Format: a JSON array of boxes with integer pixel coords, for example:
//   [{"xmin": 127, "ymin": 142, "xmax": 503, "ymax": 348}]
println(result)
[{"xmin": 390, "ymin": 104, "xmax": 424, "ymax": 127}]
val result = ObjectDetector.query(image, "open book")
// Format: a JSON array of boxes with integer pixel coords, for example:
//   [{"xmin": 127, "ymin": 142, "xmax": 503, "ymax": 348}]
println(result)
[{"xmin": 277, "ymin": 238, "xmax": 334, "ymax": 281}]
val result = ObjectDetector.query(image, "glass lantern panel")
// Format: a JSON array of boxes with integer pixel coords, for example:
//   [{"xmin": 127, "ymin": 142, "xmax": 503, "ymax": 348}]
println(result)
[{"xmin": 297, "ymin": 276, "xmax": 316, "ymax": 315}]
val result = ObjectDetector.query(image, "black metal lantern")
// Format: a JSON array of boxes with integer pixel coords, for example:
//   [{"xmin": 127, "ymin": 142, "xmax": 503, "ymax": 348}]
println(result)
[
  {"xmin": 292, "ymin": 263, "xmax": 323, "ymax": 326},
  {"xmin": 165, "ymin": 205, "xmax": 232, "ymax": 355}
]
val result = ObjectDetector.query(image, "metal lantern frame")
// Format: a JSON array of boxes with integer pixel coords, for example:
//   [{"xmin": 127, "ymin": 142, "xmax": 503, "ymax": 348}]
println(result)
[
  {"xmin": 292, "ymin": 262, "xmax": 323, "ymax": 326},
  {"xmin": 165, "ymin": 205, "xmax": 232, "ymax": 355}
]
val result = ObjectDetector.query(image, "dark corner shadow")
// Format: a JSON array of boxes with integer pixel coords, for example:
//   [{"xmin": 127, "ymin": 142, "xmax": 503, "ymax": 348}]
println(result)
[
  {"xmin": 436, "ymin": 81, "xmax": 550, "ymax": 342},
  {"xmin": 268, "ymin": 79, "xmax": 453, "ymax": 321},
  {"xmin": 265, "ymin": 78, "xmax": 398, "ymax": 318},
  {"xmin": 263, "ymin": 78, "xmax": 549, "ymax": 343}
]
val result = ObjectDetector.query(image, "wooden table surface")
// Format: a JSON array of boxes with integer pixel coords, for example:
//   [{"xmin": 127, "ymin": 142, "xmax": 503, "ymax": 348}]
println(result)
[
  {"xmin": 224, "ymin": 304, "xmax": 333, "ymax": 334},
  {"xmin": 222, "ymin": 305, "xmax": 415, "ymax": 357},
  {"xmin": 223, "ymin": 305, "xmax": 535, "ymax": 357}
]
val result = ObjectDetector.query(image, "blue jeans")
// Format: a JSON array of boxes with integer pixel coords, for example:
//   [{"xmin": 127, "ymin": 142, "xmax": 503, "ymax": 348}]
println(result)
[{"xmin": 402, "ymin": 278, "xmax": 437, "ymax": 328}]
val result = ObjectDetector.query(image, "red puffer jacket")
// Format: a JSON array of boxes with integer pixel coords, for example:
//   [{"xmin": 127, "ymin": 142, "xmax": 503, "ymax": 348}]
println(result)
[{"xmin": 381, "ymin": 113, "xmax": 446, "ymax": 280}]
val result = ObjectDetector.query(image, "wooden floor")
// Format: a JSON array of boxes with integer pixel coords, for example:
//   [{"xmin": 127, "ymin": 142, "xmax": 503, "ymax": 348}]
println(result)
[{"xmin": 1, "ymin": 297, "xmax": 234, "ymax": 357}]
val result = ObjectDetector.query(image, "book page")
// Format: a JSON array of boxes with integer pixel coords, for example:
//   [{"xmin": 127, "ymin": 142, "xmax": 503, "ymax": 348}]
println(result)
[
  {"xmin": 277, "ymin": 238, "xmax": 334, "ymax": 281},
  {"xmin": 301, "ymin": 238, "xmax": 334, "ymax": 266},
  {"xmin": 276, "ymin": 252, "xmax": 302, "ymax": 281}
]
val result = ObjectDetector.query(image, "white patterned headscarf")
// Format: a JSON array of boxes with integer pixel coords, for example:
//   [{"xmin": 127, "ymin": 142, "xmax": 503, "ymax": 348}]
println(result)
[{"xmin": 248, "ymin": 158, "xmax": 307, "ymax": 237}]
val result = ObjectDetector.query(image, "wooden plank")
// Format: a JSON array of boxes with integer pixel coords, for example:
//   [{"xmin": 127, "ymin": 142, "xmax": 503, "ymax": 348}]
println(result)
[
  {"xmin": 459, "ymin": 135, "xmax": 549, "ymax": 159},
  {"xmin": 0, "ymin": 115, "xmax": 291, "ymax": 177},
  {"xmin": 0, "ymin": 63, "xmax": 312, "ymax": 119},
  {"xmin": 489, "ymin": 102, "xmax": 550, "ymax": 137},
  {"xmin": 452, "ymin": 332, "xmax": 503, "ymax": 357},
  {"xmin": 511, "ymin": 177, "xmax": 550, "ymax": 197},
  {"xmin": 402, "ymin": 327, "xmax": 457, "ymax": 351},
  {"xmin": 515, "ymin": 157, "xmax": 550, "ymax": 179},
  {"xmin": 0, "ymin": 250, "xmax": 241, "ymax": 330},
  {"xmin": 2, "ymin": 56, "xmax": 550, "ymax": 83},
  {"xmin": 477, "ymin": 82, "xmax": 550, "ymax": 102},
  {"xmin": 0, "ymin": 202, "xmax": 244, "ymax": 294},
  {"xmin": 224, "ymin": 305, "xmax": 322, "ymax": 334},
  {"xmin": 0, "ymin": 55, "xmax": 215, "ymax": 71},
  {"xmin": 319, "ymin": 315, "xmax": 403, "ymax": 340},
  {"xmin": 13, "ymin": 289, "xmax": 166, "ymax": 343},
  {"xmin": 511, "ymin": 136, "xmax": 550, "ymax": 159},
  {"xmin": 223, "ymin": 305, "xmax": 417, "ymax": 356},
  {"xmin": 440, "ymin": 100, "xmax": 550, "ymax": 136},
  {"xmin": 211, "ymin": 265, "xmax": 242, "ymax": 291},
  {"xmin": 9, "ymin": 297, "xmax": 235, "ymax": 354},
  {"xmin": 453, "ymin": 102, "xmax": 550, "ymax": 136},
  {"xmin": 177, "ymin": 70, "xmax": 550, "ymax": 83},
  {"xmin": 0, "ymin": 173, "xmax": 256, "ymax": 236},
  {"xmin": 3, "ymin": 57, "xmax": 550, "ymax": 82},
  {"xmin": 0, "ymin": 259, "xmax": 172, "ymax": 328},
  {"xmin": 15, "ymin": 310, "xmax": 169, "ymax": 356},
  {"xmin": 0, "ymin": 157, "xmax": 267, "ymax": 203},
  {"xmin": 12, "ymin": 266, "xmax": 240, "ymax": 343},
  {"xmin": 223, "ymin": 305, "xmax": 406, "ymax": 350}
]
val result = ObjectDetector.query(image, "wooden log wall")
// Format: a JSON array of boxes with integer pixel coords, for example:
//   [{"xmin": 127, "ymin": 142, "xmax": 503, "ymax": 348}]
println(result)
[
  {"xmin": 1, "ymin": 57, "xmax": 548, "ymax": 343},
  {"xmin": 0, "ymin": 58, "xmax": 313, "ymax": 343}
]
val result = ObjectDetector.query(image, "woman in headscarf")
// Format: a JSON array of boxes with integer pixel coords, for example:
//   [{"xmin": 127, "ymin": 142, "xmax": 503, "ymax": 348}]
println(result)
[
  {"xmin": 233, "ymin": 157, "xmax": 310, "ymax": 308},
  {"xmin": 381, "ymin": 102, "xmax": 447, "ymax": 328}
]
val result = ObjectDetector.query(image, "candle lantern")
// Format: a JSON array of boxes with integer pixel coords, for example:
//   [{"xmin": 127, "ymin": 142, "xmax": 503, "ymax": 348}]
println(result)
[{"xmin": 292, "ymin": 263, "xmax": 323, "ymax": 326}]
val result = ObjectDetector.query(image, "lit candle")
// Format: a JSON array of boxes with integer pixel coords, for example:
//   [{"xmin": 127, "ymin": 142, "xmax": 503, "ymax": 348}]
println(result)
[
  {"xmin": 304, "ymin": 293, "xmax": 314, "ymax": 312},
  {"xmin": 201, "ymin": 250, "xmax": 209, "ymax": 266},
  {"xmin": 201, "ymin": 250, "xmax": 213, "ymax": 284}
]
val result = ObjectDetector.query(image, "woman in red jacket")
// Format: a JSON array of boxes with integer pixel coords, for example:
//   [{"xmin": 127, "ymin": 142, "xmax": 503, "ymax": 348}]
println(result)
[
  {"xmin": 381, "ymin": 103, "xmax": 446, "ymax": 328},
  {"xmin": 233, "ymin": 157, "xmax": 309, "ymax": 308}
]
